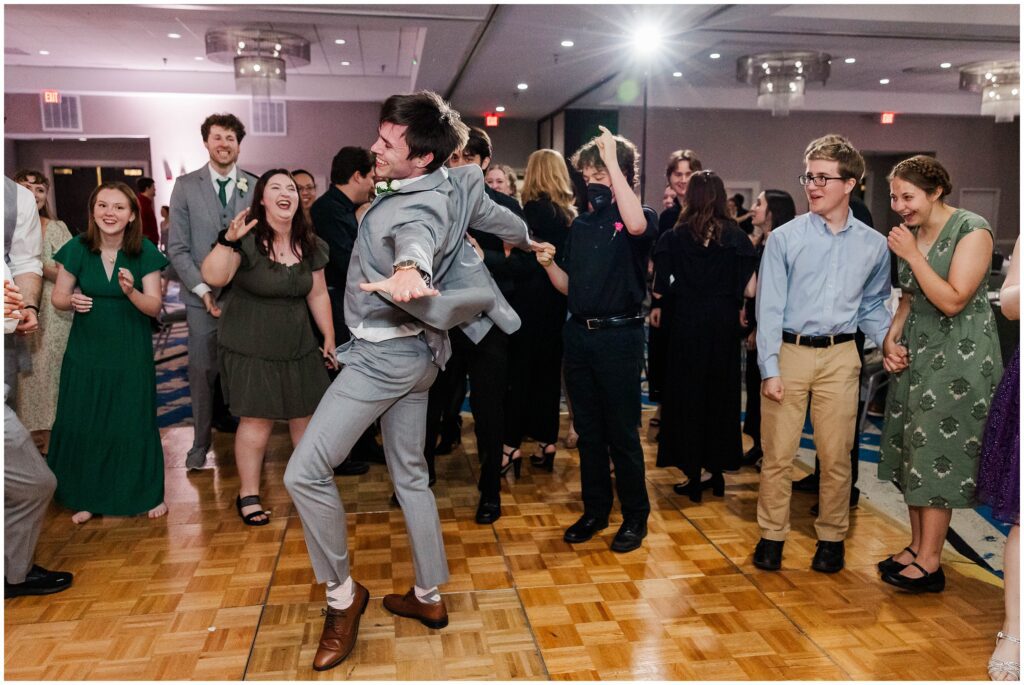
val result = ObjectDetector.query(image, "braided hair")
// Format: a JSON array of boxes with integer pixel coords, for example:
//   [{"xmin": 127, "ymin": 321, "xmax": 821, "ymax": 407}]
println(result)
[{"xmin": 887, "ymin": 155, "xmax": 952, "ymax": 199}]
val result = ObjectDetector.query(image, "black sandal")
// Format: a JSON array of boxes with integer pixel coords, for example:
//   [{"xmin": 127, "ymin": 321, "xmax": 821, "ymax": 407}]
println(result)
[
  {"xmin": 500, "ymin": 447, "xmax": 522, "ymax": 478},
  {"xmin": 236, "ymin": 494, "xmax": 270, "ymax": 526},
  {"xmin": 529, "ymin": 443, "xmax": 556, "ymax": 472}
]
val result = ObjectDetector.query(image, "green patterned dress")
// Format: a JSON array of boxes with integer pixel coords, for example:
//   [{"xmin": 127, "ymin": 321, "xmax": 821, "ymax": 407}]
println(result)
[{"xmin": 879, "ymin": 209, "xmax": 1002, "ymax": 508}]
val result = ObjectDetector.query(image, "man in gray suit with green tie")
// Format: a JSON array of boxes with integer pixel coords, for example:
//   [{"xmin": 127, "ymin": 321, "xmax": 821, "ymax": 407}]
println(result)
[
  {"xmin": 167, "ymin": 113, "xmax": 258, "ymax": 470},
  {"xmin": 283, "ymin": 91, "xmax": 541, "ymax": 672}
]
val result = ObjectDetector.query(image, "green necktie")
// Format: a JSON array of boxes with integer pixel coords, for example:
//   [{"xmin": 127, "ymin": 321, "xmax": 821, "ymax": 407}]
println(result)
[{"xmin": 217, "ymin": 178, "xmax": 230, "ymax": 207}]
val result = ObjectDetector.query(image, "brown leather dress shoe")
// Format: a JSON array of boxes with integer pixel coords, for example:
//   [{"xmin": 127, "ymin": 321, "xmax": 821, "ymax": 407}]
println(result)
[
  {"xmin": 312, "ymin": 581, "xmax": 369, "ymax": 671},
  {"xmin": 382, "ymin": 588, "xmax": 449, "ymax": 629}
]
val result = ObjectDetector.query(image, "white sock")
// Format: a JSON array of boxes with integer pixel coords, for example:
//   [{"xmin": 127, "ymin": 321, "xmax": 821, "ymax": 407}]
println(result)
[
  {"xmin": 414, "ymin": 584, "xmax": 440, "ymax": 604},
  {"xmin": 326, "ymin": 576, "xmax": 355, "ymax": 610}
]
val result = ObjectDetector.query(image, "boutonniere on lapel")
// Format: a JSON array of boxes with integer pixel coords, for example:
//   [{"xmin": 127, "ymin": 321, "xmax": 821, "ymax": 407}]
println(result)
[
  {"xmin": 375, "ymin": 179, "xmax": 402, "ymax": 196},
  {"xmin": 609, "ymin": 221, "xmax": 624, "ymax": 243},
  {"xmin": 236, "ymin": 177, "xmax": 249, "ymax": 197}
]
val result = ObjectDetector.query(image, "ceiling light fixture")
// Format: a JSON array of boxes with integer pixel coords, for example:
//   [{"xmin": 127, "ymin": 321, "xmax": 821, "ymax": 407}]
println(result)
[
  {"xmin": 737, "ymin": 51, "xmax": 830, "ymax": 117},
  {"xmin": 335, "ymin": 39, "xmax": 346, "ymax": 45},
  {"xmin": 672, "ymin": 71, "xmax": 682, "ymax": 77},
  {"xmin": 206, "ymin": 27, "xmax": 311, "ymax": 99},
  {"xmin": 194, "ymin": 56, "xmax": 204, "ymax": 61},
  {"xmin": 340, "ymin": 61, "xmax": 350, "ymax": 66},
  {"xmin": 940, "ymin": 62, "xmax": 952, "ymax": 69},
  {"xmin": 960, "ymin": 60, "xmax": 1020, "ymax": 122},
  {"xmin": 517, "ymin": 82, "xmax": 528, "ymax": 90},
  {"xmin": 844, "ymin": 57, "xmax": 856, "ymax": 64},
  {"xmin": 879, "ymin": 78, "xmax": 890, "ymax": 84},
  {"xmin": 39, "ymin": 50, "xmax": 49, "ymax": 55},
  {"xmin": 630, "ymin": 25, "xmax": 662, "ymax": 58},
  {"xmin": 495, "ymin": 106, "xmax": 506, "ymax": 112},
  {"xmin": 561, "ymin": 40, "xmax": 574, "ymax": 48},
  {"xmin": 709, "ymin": 53, "xmax": 721, "ymax": 60},
  {"xmin": 167, "ymin": 33, "xmax": 181, "ymax": 39}
]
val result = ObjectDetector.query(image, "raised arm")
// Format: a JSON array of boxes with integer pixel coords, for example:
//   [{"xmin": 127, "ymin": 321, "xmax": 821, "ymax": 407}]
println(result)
[
  {"xmin": 596, "ymin": 126, "xmax": 646, "ymax": 236},
  {"xmin": 201, "ymin": 209, "xmax": 253, "ymax": 287}
]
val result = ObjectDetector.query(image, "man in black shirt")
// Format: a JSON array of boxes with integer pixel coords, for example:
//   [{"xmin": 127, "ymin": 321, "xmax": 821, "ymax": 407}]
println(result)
[
  {"xmin": 309, "ymin": 146, "xmax": 380, "ymax": 472},
  {"xmin": 536, "ymin": 126, "xmax": 657, "ymax": 553}
]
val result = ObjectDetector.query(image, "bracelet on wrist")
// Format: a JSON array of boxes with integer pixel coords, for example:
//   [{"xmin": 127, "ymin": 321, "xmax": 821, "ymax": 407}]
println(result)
[
  {"xmin": 216, "ymin": 228, "xmax": 242, "ymax": 250},
  {"xmin": 22, "ymin": 304, "xmax": 39, "ymax": 312}
]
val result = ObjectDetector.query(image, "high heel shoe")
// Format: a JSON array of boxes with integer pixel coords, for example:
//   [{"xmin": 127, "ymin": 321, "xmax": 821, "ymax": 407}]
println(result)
[
  {"xmin": 705, "ymin": 473, "xmax": 725, "ymax": 497},
  {"xmin": 673, "ymin": 479, "xmax": 702, "ymax": 503},
  {"xmin": 529, "ymin": 442, "xmax": 556, "ymax": 472},
  {"xmin": 500, "ymin": 447, "xmax": 522, "ymax": 478}
]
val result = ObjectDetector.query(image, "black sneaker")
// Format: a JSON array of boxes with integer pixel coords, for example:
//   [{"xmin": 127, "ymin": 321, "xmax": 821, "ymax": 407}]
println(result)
[{"xmin": 5, "ymin": 565, "xmax": 73, "ymax": 598}]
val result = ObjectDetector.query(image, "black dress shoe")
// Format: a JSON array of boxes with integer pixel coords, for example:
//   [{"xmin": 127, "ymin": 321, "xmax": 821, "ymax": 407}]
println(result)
[
  {"xmin": 475, "ymin": 500, "xmax": 501, "ymax": 524},
  {"xmin": 5, "ymin": 565, "xmax": 73, "ymax": 598},
  {"xmin": 740, "ymin": 445, "xmax": 763, "ymax": 467},
  {"xmin": 333, "ymin": 460, "xmax": 370, "ymax": 476},
  {"xmin": 881, "ymin": 562, "xmax": 945, "ymax": 593},
  {"xmin": 563, "ymin": 514, "xmax": 608, "ymax": 544},
  {"xmin": 610, "ymin": 519, "xmax": 647, "ymax": 553},
  {"xmin": 811, "ymin": 540, "xmax": 845, "ymax": 573},
  {"xmin": 878, "ymin": 546, "xmax": 917, "ymax": 575},
  {"xmin": 753, "ymin": 538, "xmax": 784, "ymax": 571},
  {"xmin": 810, "ymin": 487, "xmax": 860, "ymax": 516},
  {"xmin": 792, "ymin": 474, "xmax": 819, "ymax": 493}
]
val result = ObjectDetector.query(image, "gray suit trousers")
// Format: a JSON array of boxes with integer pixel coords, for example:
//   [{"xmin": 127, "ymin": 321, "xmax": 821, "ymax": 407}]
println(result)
[
  {"xmin": 283, "ymin": 335, "xmax": 448, "ymax": 589},
  {"xmin": 5, "ymin": 388, "xmax": 57, "ymax": 583},
  {"xmin": 185, "ymin": 304, "xmax": 218, "ymax": 456}
]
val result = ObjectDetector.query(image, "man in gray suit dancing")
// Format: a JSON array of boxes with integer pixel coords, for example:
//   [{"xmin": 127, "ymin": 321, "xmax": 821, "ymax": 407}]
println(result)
[
  {"xmin": 283, "ymin": 91, "xmax": 539, "ymax": 671},
  {"xmin": 167, "ymin": 114, "xmax": 259, "ymax": 470}
]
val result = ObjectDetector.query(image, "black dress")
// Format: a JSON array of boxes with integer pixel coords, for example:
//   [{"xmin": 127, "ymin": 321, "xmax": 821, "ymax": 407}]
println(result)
[
  {"xmin": 649, "ymin": 201, "xmax": 682, "ymax": 403},
  {"xmin": 653, "ymin": 222, "xmax": 756, "ymax": 480}
]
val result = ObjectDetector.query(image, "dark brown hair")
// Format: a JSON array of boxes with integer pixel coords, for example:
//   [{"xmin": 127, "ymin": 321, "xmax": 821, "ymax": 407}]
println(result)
[
  {"xmin": 379, "ymin": 91, "xmax": 469, "ymax": 173},
  {"xmin": 571, "ymin": 133, "xmax": 639, "ymax": 188},
  {"xmin": 665, "ymin": 149, "xmax": 703, "ymax": 181},
  {"xmin": 675, "ymin": 170, "xmax": 731, "ymax": 244},
  {"xmin": 247, "ymin": 169, "xmax": 318, "ymax": 262},
  {"xmin": 14, "ymin": 169, "xmax": 52, "ymax": 220},
  {"xmin": 887, "ymin": 155, "xmax": 953, "ymax": 199},
  {"xmin": 201, "ymin": 113, "xmax": 246, "ymax": 143},
  {"xmin": 84, "ymin": 182, "xmax": 143, "ymax": 256}
]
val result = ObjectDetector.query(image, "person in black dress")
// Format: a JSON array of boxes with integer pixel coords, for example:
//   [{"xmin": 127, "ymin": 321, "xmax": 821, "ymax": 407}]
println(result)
[
  {"xmin": 650, "ymin": 149, "xmax": 703, "ymax": 422},
  {"xmin": 741, "ymin": 189, "xmax": 797, "ymax": 467},
  {"xmin": 503, "ymin": 149, "xmax": 577, "ymax": 471},
  {"xmin": 534, "ymin": 126, "xmax": 657, "ymax": 553},
  {"xmin": 651, "ymin": 171, "xmax": 757, "ymax": 502}
]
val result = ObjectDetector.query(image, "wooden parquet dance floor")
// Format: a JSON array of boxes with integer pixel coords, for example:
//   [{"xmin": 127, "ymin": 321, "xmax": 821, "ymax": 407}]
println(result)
[{"xmin": 5, "ymin": 414, "xmax": 1004, "ymax": 680}]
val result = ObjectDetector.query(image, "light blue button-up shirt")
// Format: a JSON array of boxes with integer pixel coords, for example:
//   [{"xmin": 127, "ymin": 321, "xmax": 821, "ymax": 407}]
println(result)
[{"xmin": 755, "ymin": 209, "xmax": 892, "ymax": 378}]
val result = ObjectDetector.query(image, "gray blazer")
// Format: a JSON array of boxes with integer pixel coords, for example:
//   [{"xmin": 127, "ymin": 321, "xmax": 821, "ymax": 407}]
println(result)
[
  {"xmin": 345, "ymin": 165, "xmax": 530, "ymax": 365},
  {"xmin": 167, "ymin": 164, "xmax": 259, "ymax": 309}
]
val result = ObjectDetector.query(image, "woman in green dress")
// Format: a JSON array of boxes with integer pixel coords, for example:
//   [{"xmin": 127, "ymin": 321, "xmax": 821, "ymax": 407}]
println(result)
[
  {"xmin": 201, "ymin": 170, "xmax": 336, "ymax": 526},
  {"xmin": 49, "ymin": 181, "xmax": 168, "ymax": 523},
  {"xmin": 878, "ymin": 156, "xmax": 1001, "ymax": 593}
]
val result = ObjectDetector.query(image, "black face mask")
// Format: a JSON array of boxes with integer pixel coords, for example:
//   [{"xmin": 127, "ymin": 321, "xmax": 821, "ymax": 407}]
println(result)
[{"xmin": 586, "ymin": 183, "xmax": 613, "ymax": 211}]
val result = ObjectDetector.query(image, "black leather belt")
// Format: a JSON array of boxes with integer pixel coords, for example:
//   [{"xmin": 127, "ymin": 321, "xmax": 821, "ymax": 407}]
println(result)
[
  {"xmin": 782, "ymin": 331, "xmax": 856, "ymax": 348},
  {"xmin": 571, "ymin": 313, "xmax": 644, "ymax": 331}
]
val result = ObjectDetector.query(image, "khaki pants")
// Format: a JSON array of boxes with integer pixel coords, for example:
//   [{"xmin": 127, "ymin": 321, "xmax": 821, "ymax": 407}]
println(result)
[{"xmin": 757, "ymin": 341, "xmax": 860, "ymax": 542}]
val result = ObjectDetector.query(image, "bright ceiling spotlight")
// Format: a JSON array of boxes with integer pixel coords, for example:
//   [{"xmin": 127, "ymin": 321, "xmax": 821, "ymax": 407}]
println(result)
[
  {"xmin": 631, "ymin": 24, "xmax": 662, "ymax": 58},
  {"xmin": 561, "ymin": 40, "xmax": 574, "ymax": 48},
  {"xmin": 495, "ymin": 106, "xmax": 506, "ymax": 112},
  {"xmin": 709, "ymin": 53, "xmax": 721, "ymax": 59},
  {"xmin": 517, "ymin": 82, "xmax": 528, "ymax": 90},
  {"xmin": 844, "ymin": 57, "xmax": 856, "ymax": 64}
]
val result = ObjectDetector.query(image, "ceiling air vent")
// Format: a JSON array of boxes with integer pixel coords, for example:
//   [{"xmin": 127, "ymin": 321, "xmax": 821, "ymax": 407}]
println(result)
[
  {"xmin": 250, "ymin": 100, "xmax": 287, "ymax": 136},
  {"xmin": 40, "ymin": 93, "xmax": 82, "ymax": 132}
]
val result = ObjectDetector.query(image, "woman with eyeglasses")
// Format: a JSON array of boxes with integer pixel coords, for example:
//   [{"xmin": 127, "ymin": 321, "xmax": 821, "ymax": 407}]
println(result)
[
  {"xmin": 651, "ymin": 170, "xmax": 757, "ymax": 501},
  {"xmin": 877, "ymin": 155, "xmax": 1001, "ymax": 594}
]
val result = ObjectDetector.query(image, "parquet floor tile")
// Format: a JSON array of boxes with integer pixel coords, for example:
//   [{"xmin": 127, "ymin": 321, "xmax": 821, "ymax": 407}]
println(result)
[{"xmin": 4, "ymin": 410, "xmax": 1003, "ymax": 679}]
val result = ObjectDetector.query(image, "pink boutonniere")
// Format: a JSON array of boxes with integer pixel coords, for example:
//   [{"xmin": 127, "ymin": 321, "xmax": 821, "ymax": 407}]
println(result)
[{"xmin": 614, "ymin": 221, "xmax": 624, "ymax": 233}]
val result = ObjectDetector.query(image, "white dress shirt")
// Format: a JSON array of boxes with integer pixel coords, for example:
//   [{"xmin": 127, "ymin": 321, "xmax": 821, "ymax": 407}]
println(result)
[
  {"xmin": 7, "ymin": 182, "xmax": 43, "ymax": 278},
  {"xmin": 192, "ymin": 163, "xmax": 239, "ymax": 299}
]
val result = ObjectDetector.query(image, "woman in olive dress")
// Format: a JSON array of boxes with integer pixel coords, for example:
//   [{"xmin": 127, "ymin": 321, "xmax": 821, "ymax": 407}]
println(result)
[
  {"xmin": 878, "ymin": 156, "xmax": 1001, "ymax": 593},
  {"xmin": 49, "ymin": 182, "xmax": 168, "ymax": 523},
  {"xmin": 201, "ymin": 169, "xmax": 336, "ymax": 526}
]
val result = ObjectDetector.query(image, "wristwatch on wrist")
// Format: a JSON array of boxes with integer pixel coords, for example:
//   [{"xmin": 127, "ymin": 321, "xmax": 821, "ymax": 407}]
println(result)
[{"xmin": 393, "ymin": 260, "xmax": 431, "ymax": 287}]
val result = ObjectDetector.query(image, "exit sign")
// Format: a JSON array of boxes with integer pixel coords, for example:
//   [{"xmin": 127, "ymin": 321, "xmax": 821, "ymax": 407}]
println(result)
[
  {"xmin": 43, "ymin": 89, "xmax": 61, "ymax": 104},
  {"xmin": 880, "ymin": 111, "xmax": 896, "ymax": 125},
  {"xmin": 485, "ymin": 114, "xmax": 499, "ymax": 127}
]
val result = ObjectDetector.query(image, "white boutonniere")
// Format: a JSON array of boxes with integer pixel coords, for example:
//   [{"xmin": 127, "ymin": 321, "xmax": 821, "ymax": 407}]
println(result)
[
  {"xmin": 375, "ymin": 179, "xmax": 402, "ymax": 196},
  {"xmin": 236, "ymin": 177, "xmax": 249, "ymax": 196}
]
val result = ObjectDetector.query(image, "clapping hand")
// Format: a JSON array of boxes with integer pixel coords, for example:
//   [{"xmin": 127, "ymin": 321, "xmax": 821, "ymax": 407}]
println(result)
[{"xmin": 887, "ymin": 224, "xmax": 918, "ymax": 261}]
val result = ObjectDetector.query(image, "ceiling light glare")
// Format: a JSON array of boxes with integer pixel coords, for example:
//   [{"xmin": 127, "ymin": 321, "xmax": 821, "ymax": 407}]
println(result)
[
  {"xmin": 672, "ymin": 71, "xmax": 682, "ymax": 77},
  {"xmin": 335, "ymin": 39, "xmax": 346, "ymax": 45},
  {"xmin": 495, "ymin": 106, "xmax": 506, "ymax": 112},
  {"xmin": 709, "ymin": 53, "xmax": 720, "ymax": 59},
  {"xmin": 561, "ymin": 40, "xmax": 574, "ymax": 48},
  {"xmin": 879, "ymin": 78, "xmax": 890, "ymax": 84},
  {"xmin": 940, "ymin": 62, "xmax": 952, "ymax": 69},
  {"xmin": 844, "ymin": 57, "xmax": 856, "ymax": 64},
  {"xmin": 517, "ymin": 82, "xmax": 528, "ymax": 90}
]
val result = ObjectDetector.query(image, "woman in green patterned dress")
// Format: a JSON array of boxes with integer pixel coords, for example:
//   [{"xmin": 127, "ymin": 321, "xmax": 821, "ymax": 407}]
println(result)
[{"xmin": 878, "ymin": 156, "xmax": 1001, "ymax": 593}]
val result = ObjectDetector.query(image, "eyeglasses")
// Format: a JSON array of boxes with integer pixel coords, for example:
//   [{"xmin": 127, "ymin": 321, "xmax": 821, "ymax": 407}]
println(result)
[
  {"xmin": 798, "ymin": 174, "xmax": 846, "ymax": 187},
  {"xmin": 296, "ymin": 184, "xmax": 316, "ymax": 193}
]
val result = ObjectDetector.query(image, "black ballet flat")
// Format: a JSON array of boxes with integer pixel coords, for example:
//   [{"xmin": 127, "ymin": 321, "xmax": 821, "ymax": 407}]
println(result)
[
  {"xmin": 881, "ymin": 562, "xmax": 945, "ymax": 593},
  {"xmin": 877, "ymin": 546, "xmax": 917, "ymax": 575}
]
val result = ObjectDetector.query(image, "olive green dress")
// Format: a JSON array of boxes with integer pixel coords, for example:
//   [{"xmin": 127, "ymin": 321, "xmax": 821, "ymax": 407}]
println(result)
[
  {"xmin": 48, "ymin": 236, "xmax": 168, "ymax": 515},
  {"xmin": 218, "ymin": 233, "xmax": 331, "ymax": 419},
  {"xmin": 879, "ymin": 209, "xmax": 1002, "ymax": 508}
]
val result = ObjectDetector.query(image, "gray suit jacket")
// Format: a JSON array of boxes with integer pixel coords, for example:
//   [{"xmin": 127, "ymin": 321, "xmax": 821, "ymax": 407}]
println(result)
[
  {"xmin": 345, "ymin": 165, "xmax": 530, "ymax": 366},
  {"xmin": 167, "ymin": 164, "xmax": 259, "ymax": 309}
]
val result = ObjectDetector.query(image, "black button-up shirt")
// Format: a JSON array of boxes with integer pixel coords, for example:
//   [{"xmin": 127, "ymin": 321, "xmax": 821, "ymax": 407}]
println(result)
[
  {"xmin": 562, "ymin": 203, "xmax": 658, "ymax": 319},
  {"xmin": 310, "ymin": 185, "xmax": 359, "ymax": 291}
]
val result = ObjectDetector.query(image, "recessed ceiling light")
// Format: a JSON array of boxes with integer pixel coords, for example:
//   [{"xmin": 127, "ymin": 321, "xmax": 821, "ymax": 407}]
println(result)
[
  {"xmin": 495, "ymin": 106, "xmax": 506, "ymax": 112},
  {"xmin": 709, "ymin": 53, "xmax": 720, "ymax": 59},
  {"xmin": 940, "ymin": 62, "xmax": 952, "ymax": 69},
  {"xmin": 167, "ymin": 33, "xmax": 181, "ymax": 39},
  {"xmin": 672, "ymin": 71, "xmax": 682, "ymax": 77},
  {"xmin": 561, "ymin": 40, "xmax": 574, "ymax": 48},
  {"xmin": 194, "ymin": 56, "xmax": 204, "ymax": 61},
  {"xmin": 844, "ymin": 57, "xmax": 856, "ymax": 64},
  {"xmin": 517, "ymin": 82, "xmax": 528, "ymax": 90},
  {"xmin": 335, "ymin": 39, "xmax": 346, "ymax": 45},
  {"xmin": 78, "ymin": 137, "xmax": 87, "ymax": 142},
  {"xmin": 38, "ymin": 50, "xmax": 49, "ymax": 55},
  {"xmin": 879, "ymin": 78, "xmax": 890, "ymax": 85},
  {"xmin": 340, "ymin": 61, "xmax": 351, "ymax": 66}
]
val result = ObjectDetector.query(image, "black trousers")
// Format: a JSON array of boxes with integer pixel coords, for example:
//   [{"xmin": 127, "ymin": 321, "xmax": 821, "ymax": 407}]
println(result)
[
  {"xmin": 563, "ymin": 319, "xmax": 650, "ymax": 522},
  {"xmin": 743, "ymin": 348, "xmax": 762, "ymax": 445},
  {"xmin": 503, "ymin": 323, "xmax": 563, "ymax": 448},
  {"xmin": 424, "ymin": 326, "xmax": 508, "ymax": 501}
]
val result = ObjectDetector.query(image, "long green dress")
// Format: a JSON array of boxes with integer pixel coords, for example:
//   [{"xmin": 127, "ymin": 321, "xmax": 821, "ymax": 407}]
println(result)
[
  {"xmin": 878, "ymin": 209, "xmax": 1002, "ymax": 508},
  {"xmin": 47, "ymin": 236, "xmax": 168, "ymax": 515}
]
